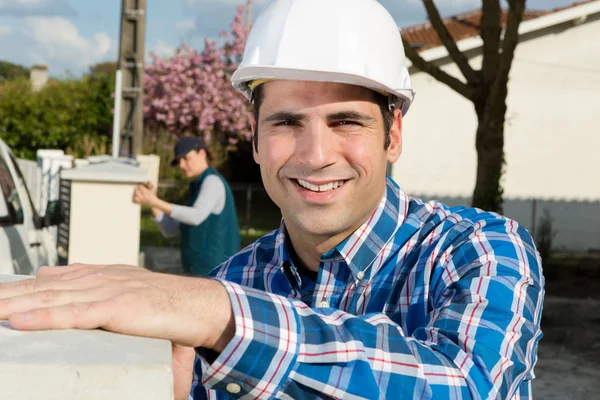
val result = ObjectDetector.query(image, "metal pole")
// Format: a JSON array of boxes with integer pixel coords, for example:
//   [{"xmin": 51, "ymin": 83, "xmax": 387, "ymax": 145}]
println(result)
[
  {"xmin": 117, "ymin": 0, "xmax": 147, "ymax": 157},
  {"xmin": 112, "ymin": 70, "xmax": 123, "ymax": 159}
]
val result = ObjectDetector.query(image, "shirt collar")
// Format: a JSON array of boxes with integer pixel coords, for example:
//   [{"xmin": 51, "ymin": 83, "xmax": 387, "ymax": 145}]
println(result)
[
  {"xmin": 335, "ymin": 177, "xmax": 411, "ymax": 280},
  {"xmin": 276, "ymin": 176, "xmax": 413, "ymax": 282}
]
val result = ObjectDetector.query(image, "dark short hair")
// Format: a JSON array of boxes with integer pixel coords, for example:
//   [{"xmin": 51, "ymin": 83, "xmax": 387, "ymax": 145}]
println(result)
[{"xmin": 251, "ymin": 84, "xmax": 394, "ymax": 152}]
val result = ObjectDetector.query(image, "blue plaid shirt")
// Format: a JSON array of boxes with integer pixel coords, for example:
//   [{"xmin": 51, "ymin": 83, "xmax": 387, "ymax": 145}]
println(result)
[{"xmin": 190, "ymin": 177, "xmax": 544, "ymax": 399}]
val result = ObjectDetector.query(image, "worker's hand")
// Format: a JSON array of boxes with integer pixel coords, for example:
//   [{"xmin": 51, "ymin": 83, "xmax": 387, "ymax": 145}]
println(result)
[
  {"xmin": 144, "ymin": 181, "xmax": 157, "ymax": 193},
  {"xmin": 0, "ymin": 264, "xmax": 235, "ymax": 397},
  {"xmin": 133, "ymin": 183, "xmax": 159, "ymax": 207}
]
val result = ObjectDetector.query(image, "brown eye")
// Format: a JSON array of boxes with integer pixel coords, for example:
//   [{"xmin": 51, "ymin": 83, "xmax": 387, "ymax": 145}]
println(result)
[
  {"xmin": 333, "ymin": 120, "xmax": 360, "ymax": 127},
  {"xmin": 275, "ymin": 121, "xmax": 298, "ymax": 127}
]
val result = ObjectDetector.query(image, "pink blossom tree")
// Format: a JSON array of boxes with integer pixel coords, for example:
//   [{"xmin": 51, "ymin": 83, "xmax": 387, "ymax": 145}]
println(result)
[{"xmin": 144, "ymin": 2, "xmax": 252, "ymax": 167}]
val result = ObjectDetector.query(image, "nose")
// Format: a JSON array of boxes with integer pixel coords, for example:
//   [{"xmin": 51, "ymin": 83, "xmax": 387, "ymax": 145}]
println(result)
[{"xmin": 296, "ymin": 121, "xmax": 338, "ymax": 170}]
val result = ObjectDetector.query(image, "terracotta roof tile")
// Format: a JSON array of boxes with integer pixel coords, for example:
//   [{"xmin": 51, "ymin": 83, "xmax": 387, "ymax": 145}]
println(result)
[{"xmin": 401, "ymin": 0, "xmax": 596, "ymax": 52}]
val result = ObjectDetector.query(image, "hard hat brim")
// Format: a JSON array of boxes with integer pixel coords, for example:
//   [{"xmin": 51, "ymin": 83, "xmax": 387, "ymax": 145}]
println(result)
[{"xmin": 232, "ymin": 66, "xmax": 414, "ymax": 115}]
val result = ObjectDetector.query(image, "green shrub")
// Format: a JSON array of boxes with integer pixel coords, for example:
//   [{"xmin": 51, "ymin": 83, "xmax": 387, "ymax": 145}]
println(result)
[{"xmin": 0, "ymin": 75, "xmax": 114, "ymax": 159}]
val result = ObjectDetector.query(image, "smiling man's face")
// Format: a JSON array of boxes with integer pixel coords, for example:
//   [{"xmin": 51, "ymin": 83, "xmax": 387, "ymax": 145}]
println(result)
[{"xmin": 253, "ymin": 80, "xmax": 403, "ymax": 243}]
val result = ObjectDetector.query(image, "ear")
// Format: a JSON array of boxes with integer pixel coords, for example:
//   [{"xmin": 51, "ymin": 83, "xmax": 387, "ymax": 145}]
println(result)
[
  {"xmin": 386, "ymin": 109, "xmax": 403, "ymax": 164},
  {"xmin": 251, "ymin": 114, "xmax": 259, "ymax": 164}
]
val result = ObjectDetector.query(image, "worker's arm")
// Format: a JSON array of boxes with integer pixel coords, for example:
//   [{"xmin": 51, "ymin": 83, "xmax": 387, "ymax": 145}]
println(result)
[
  {"xmin": 169, "ymin": 175, "xmax": 225, "ymax": 226},
  {"xmin": 153, "ymin": 212, "xmax": 181, "ymax": 238},
  {"xmin": 142, "ymin": 176, "xmax": 225, "ymax": 237},
  {"xmin": 191, "ymin": 219, "xmax": 544, "ymax": 399}
]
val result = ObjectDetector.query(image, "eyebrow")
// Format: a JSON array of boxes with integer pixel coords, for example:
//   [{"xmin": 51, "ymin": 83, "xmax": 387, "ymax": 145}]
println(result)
[
  {"xmin": 326, "ymin": 111, "xmax": 375, "ymax": 123},
  {"xmin": 263, "ymin": 111, "xmax": 305, "ymax": 123},
  {"xmin": 262, "ymin": 110, "xmax": 376, "ymax": 124}
]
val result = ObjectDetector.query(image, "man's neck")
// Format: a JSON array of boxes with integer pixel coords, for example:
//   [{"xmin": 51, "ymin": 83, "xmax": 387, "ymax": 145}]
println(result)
[
  {"xmin": 190, "ymin": 165, "xmax": 209, "ymax": 180},
  {"xmin": 285, "ymin": 218, "xmax": 370, "ymax": 273}
]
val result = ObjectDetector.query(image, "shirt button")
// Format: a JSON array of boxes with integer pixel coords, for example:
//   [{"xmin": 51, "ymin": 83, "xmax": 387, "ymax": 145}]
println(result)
[
  {"xmin": 226, "ymin": 383, "xmax": 242, "ymax": 394},
  {"xmin": 318, "ymin": 300, "xmax": 330, "ymax": 308},
  {"xmin": 357, "ymin": 271, "xmax": 365, "ymax": 280}
]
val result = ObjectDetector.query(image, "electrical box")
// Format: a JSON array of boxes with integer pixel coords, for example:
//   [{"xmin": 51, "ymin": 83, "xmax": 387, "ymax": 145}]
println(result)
[{"xmin": 58, "ymin": 160, "xmax": 147, "ymax": 266}]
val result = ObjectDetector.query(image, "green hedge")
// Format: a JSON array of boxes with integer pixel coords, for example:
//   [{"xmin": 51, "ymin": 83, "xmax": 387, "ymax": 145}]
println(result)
[{"xmin": 0, "ymin": 76, "xmax": 114, "ymax": 160}]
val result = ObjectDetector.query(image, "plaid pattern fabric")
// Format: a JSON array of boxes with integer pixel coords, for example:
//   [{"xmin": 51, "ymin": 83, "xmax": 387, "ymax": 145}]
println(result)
[{"xmin": 190, "ymin": 177, "xmax": 544, "ymax": 399}]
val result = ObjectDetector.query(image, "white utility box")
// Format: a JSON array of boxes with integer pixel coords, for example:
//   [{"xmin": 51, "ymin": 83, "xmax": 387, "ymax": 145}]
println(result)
[
  {"xmin": 58, "ymin": 160, "xmax": 148, "ymax": 266},
  {"xmin": 0, "ymin": 274, "xmax": 173, "ymax": 400}
]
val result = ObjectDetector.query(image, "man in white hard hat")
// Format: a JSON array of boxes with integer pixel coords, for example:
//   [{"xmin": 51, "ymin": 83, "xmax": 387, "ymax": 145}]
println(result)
[{"xmin": 0, "ymin": 1, "xmax": 543, "ymax": 399}]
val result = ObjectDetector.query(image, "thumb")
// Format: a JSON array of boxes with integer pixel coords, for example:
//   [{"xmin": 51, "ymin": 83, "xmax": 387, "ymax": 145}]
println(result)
[{"xmin": 172, "ymin": 344, "xmax": 196, "ymax": 400}]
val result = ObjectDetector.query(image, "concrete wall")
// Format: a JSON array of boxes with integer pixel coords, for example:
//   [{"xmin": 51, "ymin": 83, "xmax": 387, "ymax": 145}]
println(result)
[
  {"xmin": 0, "ymin": 274, "xmax": 173, "ymax": 400},
  {"xmin": 420, "ymin": 195, "xmax": 600, "ymax": 252},
  {"xmin": 392, "ymin": 15, "xmax": 600, "ymax": 251}
]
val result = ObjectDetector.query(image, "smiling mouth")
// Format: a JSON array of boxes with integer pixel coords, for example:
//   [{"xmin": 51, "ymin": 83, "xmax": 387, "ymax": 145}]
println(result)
[{"xmin": 295, "ymin": 178, "xmax": 347, "ymax": 192}]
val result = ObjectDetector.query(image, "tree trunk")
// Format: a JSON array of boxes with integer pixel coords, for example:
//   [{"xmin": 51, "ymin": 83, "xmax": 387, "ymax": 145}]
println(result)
[
  {"xmin": 472, "ymin": 96, "xmax": 506, "ymax": 213},
  {"xmin": 402, "ymin": 0, "xmax": 526, "ymax": 215}
]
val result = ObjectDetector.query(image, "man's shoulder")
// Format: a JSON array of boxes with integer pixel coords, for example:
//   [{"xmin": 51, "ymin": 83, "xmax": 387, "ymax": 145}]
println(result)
[
  {"xmin": 405, "ymin": 197, "xmax": 541, "ymax": 282},
  {"xmin": 406, "ymin": 197, "xmax": 532, "ymax": 245}
]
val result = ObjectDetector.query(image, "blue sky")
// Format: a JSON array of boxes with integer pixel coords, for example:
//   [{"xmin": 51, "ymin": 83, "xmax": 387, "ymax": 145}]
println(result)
[{"xmin": 0, "ymin": 0, "xmax": 581, "ymax": 77}]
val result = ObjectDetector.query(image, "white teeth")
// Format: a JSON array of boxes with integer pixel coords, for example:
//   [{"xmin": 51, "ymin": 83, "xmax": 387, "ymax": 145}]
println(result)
[{"xmin": 297, "ymin": 179, "xmax": 345, "ymax": 192}]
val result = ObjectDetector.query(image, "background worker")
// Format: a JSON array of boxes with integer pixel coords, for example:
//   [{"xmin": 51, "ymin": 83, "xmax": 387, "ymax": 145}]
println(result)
[{"xmin": 133, "ymin": 136, "xmax": 240, "ymax": 276}]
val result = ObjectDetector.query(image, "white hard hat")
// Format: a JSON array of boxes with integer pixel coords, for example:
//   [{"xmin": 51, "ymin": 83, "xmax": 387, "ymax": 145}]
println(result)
[{"xmin": 231, "ymin": 0, "xmax": 415, "ymax": 115}]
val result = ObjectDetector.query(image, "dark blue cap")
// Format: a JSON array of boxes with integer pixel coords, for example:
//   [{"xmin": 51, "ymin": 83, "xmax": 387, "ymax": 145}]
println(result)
[{"xmin": 170, "ymin": 136, "xmax": 206, "ymax": 167}]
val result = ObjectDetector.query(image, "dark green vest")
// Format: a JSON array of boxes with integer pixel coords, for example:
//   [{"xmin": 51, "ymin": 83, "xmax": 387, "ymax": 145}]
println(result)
[{"xmin": 180, "ymin": 167, "xmax": 240, "ymax": 276}]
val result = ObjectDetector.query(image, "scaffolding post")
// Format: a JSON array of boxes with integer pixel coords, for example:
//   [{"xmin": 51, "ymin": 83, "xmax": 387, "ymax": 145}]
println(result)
[{"xmin": 116, "ymin": 0, "xmax": 147, "ymax": 157}]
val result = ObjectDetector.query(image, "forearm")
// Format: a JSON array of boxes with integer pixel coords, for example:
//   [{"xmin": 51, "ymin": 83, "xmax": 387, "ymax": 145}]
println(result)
[
  {"xmin": 170, "ymin": 177, "xmax": 224, "ymax": 226},
  {"xmin": 151, "ymin": 206, "xmax": 163, "ymax": 218},
  {"xmin": 151, "ymin": 198, "xmax": 173, "ymax": 216}
]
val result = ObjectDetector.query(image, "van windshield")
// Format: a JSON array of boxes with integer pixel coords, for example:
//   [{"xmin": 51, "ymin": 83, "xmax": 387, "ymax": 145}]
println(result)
[{"xmin": 0, "ymin": 154, "xmax": 24, "ymax": 224}]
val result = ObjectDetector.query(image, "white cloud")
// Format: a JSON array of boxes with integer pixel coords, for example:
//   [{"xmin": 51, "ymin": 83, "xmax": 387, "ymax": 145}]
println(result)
[
  {"xmin": 151, "ymin": 40, "xmax": 176, "ymax": 58},
  {"xmin": 0, "ymin": 0, "xmax": 75, "ymax": 17},
  {"xmin": 184, "ymin": 0, "xmax": 268, "ymax": 6},
  {"xmin": 175, "ymin": 19, "xmax": 195, "ymax": 32},
  {"xmin": 19, "ymin": 17, "xmax": 112, "ymax": 69},
  {"xmin": 0, "ymin": 25, "xmax": 12, "ymax": 36}
]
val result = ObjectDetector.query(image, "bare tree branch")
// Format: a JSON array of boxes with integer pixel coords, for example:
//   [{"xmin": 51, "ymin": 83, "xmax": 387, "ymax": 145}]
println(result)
[
  {"xmin": 422, "ymin": 0, "xmax": 480, "ymax": 86},
  {"xmin": 489, "ymin": 0, "xmax": 526, "ymax": 113},
  {"xmin": 481, "ymin": 0, "xmax": 502, "ymax": 86},
  {"xmin": 402, "ymin": 36, "xmax": 472, "ymax": 100}
]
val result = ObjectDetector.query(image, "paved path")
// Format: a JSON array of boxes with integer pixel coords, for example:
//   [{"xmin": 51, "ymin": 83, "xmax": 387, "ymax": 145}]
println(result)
[{"xmin": 534, "ymin": 343, "xmax": 600, "ymax": 399}]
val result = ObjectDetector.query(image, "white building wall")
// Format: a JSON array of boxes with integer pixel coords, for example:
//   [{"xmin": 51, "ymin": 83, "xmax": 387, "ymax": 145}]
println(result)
[{"xmin": 392, "ymin": 16, "xmax": 600, "ymax": 251}]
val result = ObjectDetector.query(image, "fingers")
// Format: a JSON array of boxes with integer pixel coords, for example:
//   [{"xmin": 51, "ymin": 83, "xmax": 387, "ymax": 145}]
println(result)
[
  {"xmin": 0, "ymin": 278, "xmax": 37, "ymax": 299},
  {"xmin": 0, "ymin": 264, "xmax": 134, "ymax": 300},
  {"xmin": 9, "ymin": 301, "xmax": 110, "ymax": 331},
  {"xmin": 37, "ymin": 263, "xmax": 108, "ymax": 277},
  {"xmin": 0, "ymin": 287, "xmax": 114, "ymax": 317}
]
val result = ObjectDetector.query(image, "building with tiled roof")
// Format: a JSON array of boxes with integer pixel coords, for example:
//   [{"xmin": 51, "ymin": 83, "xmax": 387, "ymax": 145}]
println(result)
[
  {"xmin": 391, "ymin": 0, "xmax": 600, "ymax": 252},
  {"xmin": 401, "ymin": 1, "xmax": 595, "ymax": 52}
]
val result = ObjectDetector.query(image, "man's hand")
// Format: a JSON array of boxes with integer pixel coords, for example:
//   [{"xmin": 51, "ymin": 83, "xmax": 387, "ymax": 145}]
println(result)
[
  {"xmin": 0, "ymin": 264, "xmax": 235, "ymax": 399},
  {"xmin": 173, "ymin": 344, "xmax": 197, "ymax": 400},
  {"xmin": 133, "ymin": 183, "xmax": 159, "ymax": 208}
]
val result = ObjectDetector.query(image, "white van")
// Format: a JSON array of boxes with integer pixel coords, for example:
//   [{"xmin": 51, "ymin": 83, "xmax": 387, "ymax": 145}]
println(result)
[{"xmin": 0, "ymin": 138, "xmax": 59, "ymax": 275}]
